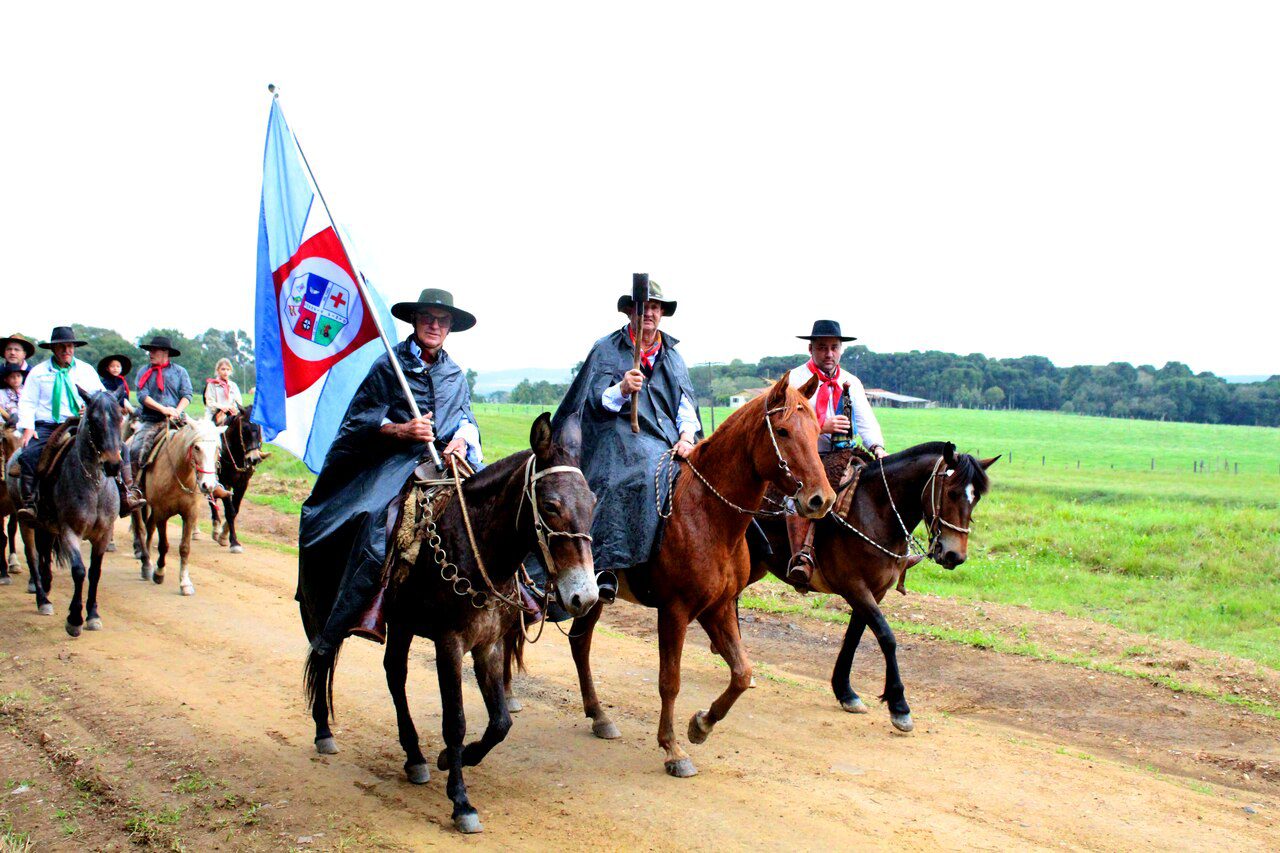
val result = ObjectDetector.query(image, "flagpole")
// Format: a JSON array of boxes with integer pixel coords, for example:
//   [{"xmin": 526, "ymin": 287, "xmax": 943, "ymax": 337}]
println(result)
[{"xmin": 268, "ymin": 84, "xmax": 444, "ymax": 471}]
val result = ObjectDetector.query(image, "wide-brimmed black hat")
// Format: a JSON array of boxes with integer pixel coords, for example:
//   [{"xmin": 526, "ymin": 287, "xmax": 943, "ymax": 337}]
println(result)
[
  {"xmin": 797, "ymin": 320, "xmax": 856, "ymax": 342},
  {"xmin": 0, "ymin": 363, "xmax": 26, "ymax": 380},
  {"xmin": 39, "ymin": 326, "xmax": 89, "ymax": 349},
  {"xmin": 390, "ymin": 288, "xmax": 477, "ymax": 332},
  {"xmin": 139, "ymin": 335, "xmax": 181, "ymax": 357},
  {"xmin": 616, "ymin": 279, "xmax": 678, "ymax": 317},
  {"xmin": 0, "ymin": 333, "xmax": 35, "ymax": 360},
  {"xmin": 97, "ymin": 354, "xmax": 133, "ymax": 377}
]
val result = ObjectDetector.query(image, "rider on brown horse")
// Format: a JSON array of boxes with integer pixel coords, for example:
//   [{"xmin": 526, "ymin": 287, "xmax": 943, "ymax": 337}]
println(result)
[
  {"xmin": 784, "ymin": 320, "xmax": 910, "ymax": 589},
  {"xmin": 551, "ymin": 280, "xmax": 701, "ymax": 602},
  {"xmin": 129, "ymin": 335, "xmax": 195, "ymax": 487},
  {"xmin": 15, "ymin": 326, "xmax": 144, "ymax": 523}
]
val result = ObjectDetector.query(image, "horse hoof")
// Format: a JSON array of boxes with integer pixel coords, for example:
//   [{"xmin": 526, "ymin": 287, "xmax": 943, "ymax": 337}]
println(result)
[
  {"xmin": 405, "ymin": 763, "xmax": 430, "ymax": 785},
  {"xmin": 152, "ymin": 572, "xmax": 164, "ymax": 585},
  {"xmin": 133, "ymin": 549, "xmax": 144, "ymax": 560},
  {"xmin": 748, "ymin": 675, "xmax": 757, "ymax": 689},
  {"xmin": 592, "ymin": 719, "xmax": 621, "ymax": 740},
  {"xmin": 687, "ymin": 711, "xmax": 713, "ymax": 744},
  {"xmin": 65, "ymin": 621, "xmax": 81, "ymax": 638},
  {"xmin": 27, "ymin": 581, "xmax": 36, "ymax": 594},
  {"xmin": 180, "ymin": 584, "xmax": 195, "ymax": 596},
  {"xmin": 106, "ymin": 541, "xmax": 117, "ymax": 553},
  {"xmin": 841, "ymin": 697, "xmax": 869, "ymax": 714},
  {"xmin": 192, "ymin": 530, "xmax": 202, "ymax": 540},
  {"xmin": 453, "ymin": 812, "xmax": 483, "ymax": 834},
  {"xmin": 891, "ymin": 713, "xmax": 915, "ymax": 733},
  {"xmin": 85, "ymin": 617, "xmax": 103, "ymax": 631},
  {"xmin": 664, "ymin": 758, "xmax": 698, "ymax": 778},
  {"xmin": 38, "ymin": 603, "xmax": 53, "ymax": 616},
  {"xmin": 315, "ymin": 737, "xmax": 339, "ymax": 755},
  {"xmin": 229, "ymin": 545, "xmax": 243, "ymax": 554},
  {"xmin": 505, "ymin": 695, "xmax": 522, "ymax": 713},
  {"xmin": 0, "ymin": 576, "xmax": 10, "ymax": 586}
]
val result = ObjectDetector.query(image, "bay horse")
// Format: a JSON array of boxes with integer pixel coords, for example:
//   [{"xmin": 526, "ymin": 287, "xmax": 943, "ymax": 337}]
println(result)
[
  {"xmin": 751, "ymin": 441, "xmax": 997, "ymax": 731},
  {"xmin": 301, "ymin": 413, "xmax": 599, "ymax": 834},
  {"xmin": 26, "ymin": 390, "xmax": 124, "ymax": 635},
  {"xmin": 564, "ymin": 375, "xmax": 835, "ymax": 778},
  {"xmin": 207, "ymin": 406, "xmax": 267, "ymax": 554},
  {"xmin": 0, "ymin": 425, "xmax": 34, "ymax": 586},
  {"xmin": 131, "ymin": 418, "xmax": 227, "ymax": 595}
]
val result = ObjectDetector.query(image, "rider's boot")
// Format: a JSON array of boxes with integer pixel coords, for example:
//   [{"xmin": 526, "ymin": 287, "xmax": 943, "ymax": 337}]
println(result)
[
  {"xmin": 16, "ymin": 468, "xmax": 40, "ymax": 526},
  {"xmin": 116, "ymin": 461, "xmax": 146, "ymax": 518},
  {"xmin": 349, "ymin": 583, "xmax": 388, "ymax": 644},
  {"xmin": 596, "ymin": 570, "xmax": 618, "ymax": 604},
  {"xmin": 785, "ymin": 515, "xmax": 817, "ymax": 590}
]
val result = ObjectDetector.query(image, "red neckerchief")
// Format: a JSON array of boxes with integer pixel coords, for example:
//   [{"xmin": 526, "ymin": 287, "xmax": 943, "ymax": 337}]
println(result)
[
  {"xmin": 627, "ymin": 325, "xmax": 661, "ymax": 371},
  {"xmin": 208, "ymin": 377, "xmax": 229, "ymax": 393},
  {"xmin": 138, "ymin": 360, "xmax": 170, "ymax": 393},
  {"xmin": 806, "ymin": 359, "xmax": 842, "ymax": 428}
]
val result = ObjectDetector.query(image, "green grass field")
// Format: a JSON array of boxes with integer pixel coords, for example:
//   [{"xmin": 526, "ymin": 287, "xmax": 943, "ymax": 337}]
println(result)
[{"xmin": 251, "ymin": 402, "xmax": 1279, "ymax": 669}]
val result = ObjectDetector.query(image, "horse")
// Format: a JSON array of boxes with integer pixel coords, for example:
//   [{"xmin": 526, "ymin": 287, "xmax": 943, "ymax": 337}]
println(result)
[
  {"xmin": 130, "ymin": 418, "xmax": 227, "ymax": 595},
  {"xmin": 563, "ymin": 375, "xmax": 835, "ymax": 778},
  {"xmin": 300, "ymin": 413, "xmax": 599, "ymax": 834},
  {"xmin": 25, "ymin": 390, "xmax": 124, "ymax": 635},
  {"xmin": 751, "ymin": 441, "xmax": 998, "ymax": 731},
  {"xmin": 206, "ymin": 406, "xmax": 267, "ymax": 554},
  {"xmin": 0, "ymin": 425, "xmax": 34, "ymax": 585}
]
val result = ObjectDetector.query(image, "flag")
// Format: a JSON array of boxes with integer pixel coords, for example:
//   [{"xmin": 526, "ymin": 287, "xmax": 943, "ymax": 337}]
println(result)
[{"xmin": 252, "ymin": 100, "xmax": 395, "ymax": 473}]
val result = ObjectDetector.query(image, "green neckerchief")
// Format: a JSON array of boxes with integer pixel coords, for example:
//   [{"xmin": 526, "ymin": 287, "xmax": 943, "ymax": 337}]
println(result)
[{"xmin": 50, "ymin": 359, "xmax": 81, "ymax": 422}]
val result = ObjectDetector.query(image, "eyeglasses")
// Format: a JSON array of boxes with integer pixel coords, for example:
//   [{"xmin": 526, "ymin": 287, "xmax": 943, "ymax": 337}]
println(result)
[{"xmin": 417, "ymin": 313, "xmax": 453, "ymax": 329}]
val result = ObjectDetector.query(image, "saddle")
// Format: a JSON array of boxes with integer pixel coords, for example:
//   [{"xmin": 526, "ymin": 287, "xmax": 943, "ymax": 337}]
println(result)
[
  {"xmin": 141, "ymin": 425, "xmax": 176, "ymax": 471},
  {"xmin": 762, "ymin": 446, "xmax": 874, "ymax": 514},
  {"xmin": 36, "ymin": 419, "xmax": 80, "ymax": 479}
]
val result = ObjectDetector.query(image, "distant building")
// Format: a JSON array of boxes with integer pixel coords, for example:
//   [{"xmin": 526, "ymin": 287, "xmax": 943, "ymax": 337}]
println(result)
[
  {"xmin": 864, "ymin": 388, "xmax": 937, "ymax": 409},
  {"xmin": 729, "ymin": 387, "xmax": 771, "ymax": 408}
]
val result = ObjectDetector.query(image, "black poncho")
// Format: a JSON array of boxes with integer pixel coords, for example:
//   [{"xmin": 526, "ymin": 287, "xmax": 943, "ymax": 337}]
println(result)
[
  {"xmin": 297, "ymin": 337, "xmax": 476, "ymax": 653},
  {"xmin": 552, "ymin": 327, "xmax": 701, "ymax": 572}
]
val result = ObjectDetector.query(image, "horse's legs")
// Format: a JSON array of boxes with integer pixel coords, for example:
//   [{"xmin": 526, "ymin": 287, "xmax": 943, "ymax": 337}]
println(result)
[
  {"xmin": 208, "ymin": 495, "xmax": 223, "ymax": 545},
  {"xmin": 656, "ymin": 606, "xmax": 695, "ymax": 777},
  {"xmin": 177, "ymin": 512, "xmax": 195, "ymax": 595},
  {"xmin": 832, "ymin": 615, "xmax": 870, "ymax": 713},
  {"xmin": 32, "ymin": 528, "xmax": 53, "ymax": 615},
  {"xmin": 384, "ymin": 622, "xmax": 429, "ymax": 783},
  {"xmin": 0, "ymin": 515, "xmax": 9, "ymax": 584},
  {"xmin": 131, "ymin": 507, "xmax": 145, "ymax": 561},
  {"xmin": 153, "ymin": 517, "xmax": 167, "ymax": 584},
  {"xmin": 568, "ymin": 601, "xmax": 620, "ymax": 738},
  {"xmin": 64, "ymin": 531, "xmax": 87, "ymax": 637},
  {"xmin": 447, "ymin": 640, "xmax": 512, "ymax": 770},
  {"xmin": 434, "ymin": 635, "xmax": 482, "ymax": 833},
  {"xmin": 138, "ymin": 511, "xmax": 155, "ymax": 580},
  {"xmin": 227, "ymin": 487, "xmax": 244, "ymax": 553},
  {"xmin": 85, "ymin": 539, "xmax": 104, "ymax": 630},
  {"xmin": 853, "ymin": 589, "xmax": 913, "ymax": 732},
  {"xmin": 501, "ymin": 631, "xmax": 522, "ymax": 713},
  {"xmin": 687, "ymin": 599, "xmax": 754, "ymax": 745}
]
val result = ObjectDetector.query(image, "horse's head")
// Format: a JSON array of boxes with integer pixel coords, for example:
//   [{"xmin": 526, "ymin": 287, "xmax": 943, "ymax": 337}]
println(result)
[
  {"xmin": 755, "ymin": 376, "xmax": 836, "ymax": 518},
  {"xmin": 527, "ymin": 411, "xmax": 598, "ymax": 617},
  {"xmin": 923, "ymin": 443, "xmax": 999, "ymax": 569},
  {"xmin": 77, "ymin": 387, "xmax": 123, "ymax": 476},
  {"xmin": 188, "ymin": 419, "xmax": 229, "ymax": 497},
  {"xmin": 234, "ymin": 404, "xmax": 267, "ymax": 467}
]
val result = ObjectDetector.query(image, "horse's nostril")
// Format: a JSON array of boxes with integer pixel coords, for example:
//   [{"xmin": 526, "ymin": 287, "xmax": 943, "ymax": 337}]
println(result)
[
  {"xmin": 807, "ymin": 494, "xmax": 825, "ymax": 512},
  {"xmin": 570, "ymin": 594, "xmax": 582, "ymax": 611}
]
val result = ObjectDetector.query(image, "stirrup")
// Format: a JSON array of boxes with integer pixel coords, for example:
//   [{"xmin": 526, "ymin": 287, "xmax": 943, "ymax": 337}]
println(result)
[
  {"xmin": 785, "ymin": 549, "xmax": 816, "ymax": 588},
  {"xmin": 596, "ymin": 570, "xmax": 618, "ymax": 604}
]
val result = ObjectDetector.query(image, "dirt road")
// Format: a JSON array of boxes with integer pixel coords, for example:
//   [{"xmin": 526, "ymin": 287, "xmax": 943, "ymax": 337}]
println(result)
[{"xmin": 0, "ymin": 510, "xmax": 1276, "ymax": 850}]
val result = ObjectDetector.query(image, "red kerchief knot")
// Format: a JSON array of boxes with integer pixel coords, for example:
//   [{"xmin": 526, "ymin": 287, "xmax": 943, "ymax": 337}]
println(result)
[
  {"xmin": 806, "ymin": 359, "xmax": 842, "ymax": 428},
  {"xmin": 628, "ymin": 326, "xmax": 661, "ymax": 371},
  {"xmin": 139, "ymin": 361, "xmax": 170, "ymax": 393}
]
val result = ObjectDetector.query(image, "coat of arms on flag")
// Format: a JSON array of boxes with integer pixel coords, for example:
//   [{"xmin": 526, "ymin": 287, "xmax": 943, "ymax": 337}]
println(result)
[{"xmin": 291, "ymin": 272, "xmax": 351, "ymax": 346}]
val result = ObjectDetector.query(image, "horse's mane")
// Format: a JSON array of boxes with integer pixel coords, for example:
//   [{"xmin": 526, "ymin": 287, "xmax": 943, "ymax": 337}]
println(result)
[
  {"xmin": 881, "ymin": 441, "xmax": 990, "ymax": 497},
  {"xmin": 460, "ymin": 449, "xmax": 533, "ymax": 498}
]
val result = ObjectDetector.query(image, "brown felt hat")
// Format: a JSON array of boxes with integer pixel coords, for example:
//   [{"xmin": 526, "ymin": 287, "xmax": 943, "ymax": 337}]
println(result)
[
  {"xmin": 0, "ymin": 333, "xmax": 35, "ymax": 359},
  {"xmin": 616, "ymin": 279, "xmax": 677, "ymax": 316}
]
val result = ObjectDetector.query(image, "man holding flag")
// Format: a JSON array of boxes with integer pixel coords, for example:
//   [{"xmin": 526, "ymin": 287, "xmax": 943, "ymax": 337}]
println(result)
[{"xmin": 251, "ymin": 92, "xmax": 482, "ymax": 653}]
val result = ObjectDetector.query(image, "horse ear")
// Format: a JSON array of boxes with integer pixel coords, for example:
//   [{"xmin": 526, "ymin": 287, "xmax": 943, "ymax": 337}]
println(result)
[
  {"xmin": 529, "ymin": 412, "xmax": 553, "ymax": 460},
  {"xmin": 979, "ymin": 455, "xmax": 1001, "ymax": 469},
  {"xmin": 554, "ymin": 412, "xmax": 582, "ymax": 459},
  {"xmin": 765, "ymin": 374, "xmax": 791, "ymax": 409},
  {"xmin": 77, "ymin": 385, "xmax": 93, "ymax": 405},
  {"xmin": 215, "ymin": 425, "xmax": 229, "ymax": 435},
  {"xmin": 944, "ymin": 442, "xmax": 957, "ymax": 464},
  {"xmin": 796, "ymin": 375, "xmax": 820, "ymax": 400}
]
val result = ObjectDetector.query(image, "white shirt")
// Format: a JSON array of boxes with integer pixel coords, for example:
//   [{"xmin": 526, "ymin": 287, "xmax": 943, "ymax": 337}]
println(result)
[
  {"xmin": 600, "ymin": 383, "xmax": 701, "ymax": 437},
  {"xmin": 787, "ymin": 364, "xmax": 884, "ymax": 453},
  {"xmin": 17, "ymin": 357, "xmax": 106, "ymax": 431}
]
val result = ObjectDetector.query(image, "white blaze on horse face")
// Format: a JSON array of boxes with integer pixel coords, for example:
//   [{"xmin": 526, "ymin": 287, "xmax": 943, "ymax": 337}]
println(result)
[
  {"xmin": 965, "ymin": 483, "xmax": 976, "ymax": 505},
  {"xmin": 193, "ymin": 422, "xmax": 228, "ymax": 492}
]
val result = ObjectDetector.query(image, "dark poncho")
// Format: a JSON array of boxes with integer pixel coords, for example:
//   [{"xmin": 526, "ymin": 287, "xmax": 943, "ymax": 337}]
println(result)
[
  {"xmin": 298, "ymin": 337, "xmax": 476, "ymax": 653},
  {"xmin": 552, "ymin": 327, "xmax": 700, "ymax": 572}
]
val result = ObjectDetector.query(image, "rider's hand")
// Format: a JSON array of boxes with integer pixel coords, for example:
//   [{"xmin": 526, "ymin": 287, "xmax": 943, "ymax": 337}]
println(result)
[
  {"xmin": 872, "ymin": 445, "xmax": 888, "ymax": 459},
  {"xmin": 20, "ymin": 429, "xmax": 34, "ymax": 447},
  {"xmin": 443, "ymin": 436, "xmax": 468, "ymax": 460},
  {"xmin": 823, "ymin": 414, "xmax": 851, "ymax": 435},
  {"xmin": 395, "ymin": 412, "xmax": 435, "ymax": 444},
  {"xmin": 620, "ymin": 368, "xmax": 644, "ymax": 397},
  {"xmin": 673, "ymin": 436, "xmax": 695, "ymax": 459}
]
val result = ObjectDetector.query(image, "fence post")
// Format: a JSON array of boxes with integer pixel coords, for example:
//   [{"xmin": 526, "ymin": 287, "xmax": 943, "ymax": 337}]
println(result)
[
  {"xmin": 1041, "ymin": 455, "xmax": 1045, "ymax": 466},
  {"xmin": 1234, "ymin": 463, "xmax": 1238, "ymax": 475},
  {"xmin": 1150, "ymin": 458, "xmax": 1154, "ymax": 471}
]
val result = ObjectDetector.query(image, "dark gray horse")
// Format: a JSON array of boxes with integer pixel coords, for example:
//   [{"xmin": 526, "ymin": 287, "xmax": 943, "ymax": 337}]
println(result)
[{"xmin": 29, "ymin": 390, "xmax": 123, "ymax": 636}]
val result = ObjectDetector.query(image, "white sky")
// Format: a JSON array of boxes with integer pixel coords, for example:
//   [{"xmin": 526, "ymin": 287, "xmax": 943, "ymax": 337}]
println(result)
[{"xmin": 3, "ymin": 1, "xmax": 1277, "ymax": 376}]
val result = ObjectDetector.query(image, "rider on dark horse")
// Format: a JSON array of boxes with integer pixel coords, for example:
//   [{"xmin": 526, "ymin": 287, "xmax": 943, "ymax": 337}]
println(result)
[
  {"xmin": 783, "ymin": 319, "xmax": 920, "ymax": 589},
  {"xmin": 129, "ymin": 335, "xmax": 195, "ymax": 487},
  {"xmin": 298, "ymin": 288, "xmax": 481, "ymax": 653},
  {"xmin": 16, "ymin": 326, "xmax": 145, "ymax": 524},
  {"xmin": 552, "ymin": 280, "xmax": 702, "ymax": 603}
]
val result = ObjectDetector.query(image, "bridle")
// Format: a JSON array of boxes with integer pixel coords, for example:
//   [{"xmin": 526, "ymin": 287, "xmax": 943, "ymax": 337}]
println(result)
[
  {"xmin": 922, "ymin": 457, "xmax": 973, "ymax": 538},
  {"xmin": 176, "ymin": 429, "xmax": 219, "ymax": 495},
  {"xmin": 219, "ymin": 412, "xmax": 255, "ymax": 476},
  {"xmin": 656, "ymin": 400, "xmax": 804, "ymax": 519},
  {"xmin": 516, "ymin": 455, "xmax": 594, "ymax": 579}
]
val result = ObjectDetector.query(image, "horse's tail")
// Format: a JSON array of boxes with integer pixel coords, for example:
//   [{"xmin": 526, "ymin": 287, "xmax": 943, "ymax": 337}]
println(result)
[
  {"xmin": 304, "ymin": 642, "xmax": 342, "ymax": 721},
  {"xmin": 507, "ymin": 622, "xmax": 527, "ymax": 675},
  {"xmin": 50, "ymin": 535, "xmax": 74, "ymax": 569}
]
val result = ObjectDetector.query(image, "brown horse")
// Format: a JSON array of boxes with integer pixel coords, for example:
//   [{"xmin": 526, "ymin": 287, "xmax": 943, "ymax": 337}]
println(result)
[
  {"xmin": 751, "ymin": 441, "xmax": 997, "ymax": 731},
  {"xmin": 0, "ymin": 425, "xmax": 34, "ymax": 585},
  {"xmin": 564, "ymin": 375, "xmax": 835, "ymax": 777},
  {"xmin": 130, "ymin": 418, "xmax": 227, "ymax": 595}
]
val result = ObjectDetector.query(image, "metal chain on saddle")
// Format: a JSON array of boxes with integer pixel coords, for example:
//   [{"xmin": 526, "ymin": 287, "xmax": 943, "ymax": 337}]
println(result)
[{"xmin": 422, "ymin": 489, "xmax": 502, "ymax": 610}]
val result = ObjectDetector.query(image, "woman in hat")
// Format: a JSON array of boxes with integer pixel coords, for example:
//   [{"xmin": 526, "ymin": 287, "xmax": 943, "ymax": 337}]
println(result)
[
  {"xmin": 97, "ymin": 354, "xmax": 136, "ymax": 416},
  {"xmin": 1, "ymin": 333, "xmax": 36, "ymax": 373},
  {"xmin": 203, "ymin": 358, "xmax": 244, "ymax": 425},
  {"xmin": 299, "ymin": 288, "xmax": 482, "ymax": 648}
]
